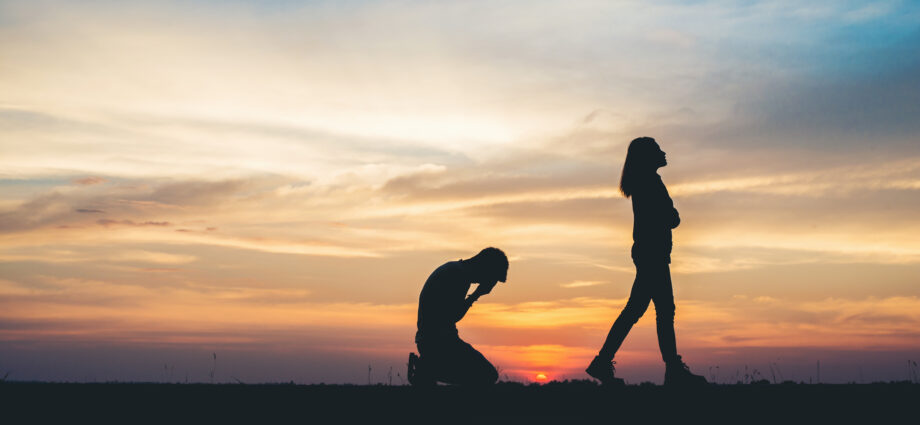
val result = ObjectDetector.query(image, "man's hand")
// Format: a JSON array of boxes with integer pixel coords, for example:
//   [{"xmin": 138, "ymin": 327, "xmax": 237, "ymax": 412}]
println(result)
[
  {"xmin": 472, "ymin": 280, "xmax": 498, "ymax": 298},
  {"xmin": 457, "ymin": 280, "xmax": 498, "ymax": 322}
]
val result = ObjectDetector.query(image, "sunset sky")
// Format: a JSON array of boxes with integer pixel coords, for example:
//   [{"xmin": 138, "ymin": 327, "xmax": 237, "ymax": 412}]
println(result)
[{"xmin": 2, "ymin": 0, "xmax": 919, "ymax": 384}]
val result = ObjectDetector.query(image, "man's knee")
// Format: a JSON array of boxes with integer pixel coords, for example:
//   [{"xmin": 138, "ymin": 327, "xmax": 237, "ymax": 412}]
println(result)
[
  {"xmin": 484, "ymin": 363, "xmax": 499, "ymax": 384},
  {"xmin": 463, "ymin": 345, "xmax": 498, "ymax": 385},
  {"xmin": 428, "ymin": 341, "xmax": 499, "ymax": 386},
  {"xmin": 466, "ymin": 362, "xmax": 498, "ymax": 386}
]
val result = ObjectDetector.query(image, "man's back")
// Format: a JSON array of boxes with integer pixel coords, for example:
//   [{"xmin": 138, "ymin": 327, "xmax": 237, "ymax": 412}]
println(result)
[{"xmin": 416, "ymin": 260, "xmax": 471, "ymax": 339}]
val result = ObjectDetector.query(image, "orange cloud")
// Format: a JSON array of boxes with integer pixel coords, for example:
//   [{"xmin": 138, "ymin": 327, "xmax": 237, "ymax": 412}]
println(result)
[{"xmin": 72, "ymin": 176, "xmax": 107, "ymax": 186}]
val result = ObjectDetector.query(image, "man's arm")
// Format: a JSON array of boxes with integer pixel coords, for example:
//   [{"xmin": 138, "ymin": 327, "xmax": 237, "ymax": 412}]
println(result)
[{"xmin": 454, "ymin": 281, "xmax": 497, "ymax": 322}]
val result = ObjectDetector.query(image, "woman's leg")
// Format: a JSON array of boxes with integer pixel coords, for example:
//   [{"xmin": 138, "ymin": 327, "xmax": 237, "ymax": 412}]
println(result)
[
  {"xmin": 649, "ymin": 263, "xmax": 678, "ymax": 363},
  {"xmin": 597, "ymin": 271, "xmax": 652, "ymax": 361}
]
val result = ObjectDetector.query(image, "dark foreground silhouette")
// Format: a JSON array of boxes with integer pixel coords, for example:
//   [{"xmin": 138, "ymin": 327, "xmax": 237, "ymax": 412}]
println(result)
[
  {"xmin": 3, "ymin": 381, "xmax": 918, "ymax": 423},
  {"xmin": 409, "ymin": 247, "xmax": 508, "ymax": 386},
  {"xmin": 588, "ymin": 137, "xmax": 706, "ymax": 386}
]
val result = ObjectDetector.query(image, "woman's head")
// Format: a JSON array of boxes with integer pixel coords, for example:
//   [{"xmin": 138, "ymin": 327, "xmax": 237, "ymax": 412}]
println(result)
[{"xmin": 619, "ymin": 137, "xmax": 666, "ymax": 197}]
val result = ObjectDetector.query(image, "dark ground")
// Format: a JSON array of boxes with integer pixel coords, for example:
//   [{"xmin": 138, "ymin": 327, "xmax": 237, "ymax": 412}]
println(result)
[{"xmin": 2, "ymin": 381, "xmax": 917, "ymax": 424}]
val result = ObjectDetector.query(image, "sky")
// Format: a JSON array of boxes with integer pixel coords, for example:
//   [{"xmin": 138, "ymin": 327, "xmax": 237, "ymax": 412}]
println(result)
[{"xmin": 1, "ymin": 0, "xmax": 919, "ymax": 384}]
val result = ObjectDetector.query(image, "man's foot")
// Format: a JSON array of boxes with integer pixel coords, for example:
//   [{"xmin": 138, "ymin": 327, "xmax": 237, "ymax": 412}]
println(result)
[
  {"xmin": 664, "ymin": 355, "xmax": 707, "ymax": 386},
  {"xmin": 407, "ymin": 352, "xmax": 435, "ymax": 387},
  {"xmin": 585, "ymin": 356, "xmax": 625, "ymax": 386}
]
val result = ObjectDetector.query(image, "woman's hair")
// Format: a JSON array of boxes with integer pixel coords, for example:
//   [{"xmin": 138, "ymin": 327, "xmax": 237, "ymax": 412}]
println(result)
[{"xmin": 619, "ymin": 137, "xmax": 659, "ymax": 198}]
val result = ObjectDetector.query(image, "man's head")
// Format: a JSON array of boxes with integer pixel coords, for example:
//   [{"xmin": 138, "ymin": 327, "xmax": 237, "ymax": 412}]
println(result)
[{"xmin": 465, "ymin": 247, "xmax": 508, "ymax": 283}]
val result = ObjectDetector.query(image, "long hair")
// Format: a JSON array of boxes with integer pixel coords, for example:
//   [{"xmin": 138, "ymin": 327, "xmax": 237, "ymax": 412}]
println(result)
[{"xmin": 619, "ymin": 137, "xmax": 658, "ymax": 198}]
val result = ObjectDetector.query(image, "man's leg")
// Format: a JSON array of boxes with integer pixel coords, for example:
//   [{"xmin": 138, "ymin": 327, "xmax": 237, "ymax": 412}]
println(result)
[
  {"xmin": 429, "ymin": 339, "xmax": 497, "ymax": 386},
  {"xmin": 454, "ymin": 340, "xmax": 499, "ymax": 385},
  {"xmin": 416, "ymin": 339, "xmax": 447, "ymax": 384},
  {"xmin": 408, "ymin": 352, "xmax": 435, "ymax": 386}
]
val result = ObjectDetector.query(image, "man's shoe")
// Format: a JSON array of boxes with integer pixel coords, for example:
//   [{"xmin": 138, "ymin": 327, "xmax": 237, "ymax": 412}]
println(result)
[
  {"xmin": 585, "ymin": 356, "xmax": 625, "ymax": 386},
  {"xmin": 664, "ymin": 355, "xmax": 707, "ymax": 386},
  {"xmin": 407, "ymin": 352, "xmax": 435, "ymax": 387}
]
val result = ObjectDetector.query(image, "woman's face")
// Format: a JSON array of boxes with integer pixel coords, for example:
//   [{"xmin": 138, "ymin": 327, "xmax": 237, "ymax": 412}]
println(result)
[{"xmin": 650, "ymin": 142, "xmax": 667, "ymax": 168}]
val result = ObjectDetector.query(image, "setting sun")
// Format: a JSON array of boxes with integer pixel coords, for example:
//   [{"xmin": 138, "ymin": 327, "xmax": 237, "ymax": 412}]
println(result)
[{"xmin": 535, "ymin": 373, "xmax": 548, "ymax": 382}]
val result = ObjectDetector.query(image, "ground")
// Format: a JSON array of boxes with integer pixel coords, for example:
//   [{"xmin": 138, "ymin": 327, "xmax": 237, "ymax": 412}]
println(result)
[{"xmin": 3, "ymin": 381, "xmax": 917, "ymax": 423}]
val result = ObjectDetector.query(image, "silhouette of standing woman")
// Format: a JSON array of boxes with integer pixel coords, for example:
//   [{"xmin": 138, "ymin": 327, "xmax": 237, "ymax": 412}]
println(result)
[{"xmin": 586, "ymin": 137, "xmax": 707, "ymax": 386}]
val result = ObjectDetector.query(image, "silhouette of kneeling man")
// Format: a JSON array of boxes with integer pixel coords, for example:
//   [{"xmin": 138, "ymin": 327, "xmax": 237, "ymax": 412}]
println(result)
[{"xmin": 408, "ymin": 247, "xmax": 508, "ymax": 386}]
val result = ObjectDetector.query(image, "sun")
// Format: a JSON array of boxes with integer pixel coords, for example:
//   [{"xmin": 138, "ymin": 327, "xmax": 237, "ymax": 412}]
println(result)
[{"xmin": 535, "ymin": 373, "xmax": 548, "ymax": 382}]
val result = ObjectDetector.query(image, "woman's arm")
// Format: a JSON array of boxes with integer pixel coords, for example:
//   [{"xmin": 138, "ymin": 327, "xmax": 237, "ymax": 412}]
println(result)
[{"xmin": 660, "ymin": 177, "xmax": 680, "ymax": 229}]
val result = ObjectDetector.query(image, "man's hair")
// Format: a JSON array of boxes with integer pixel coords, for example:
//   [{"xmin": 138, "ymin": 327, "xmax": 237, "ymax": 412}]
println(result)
[{"xmin": 468, "ymin": 247, "xmax": 509, "ymax": 280}]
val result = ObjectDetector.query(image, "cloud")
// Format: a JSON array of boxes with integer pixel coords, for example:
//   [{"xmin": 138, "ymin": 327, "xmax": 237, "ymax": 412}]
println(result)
[
  {"xmin": 0, "ymin": 192, "xmax": 72, "ymax": 232},
  {"xmin": 72, "ymin": 176, "xmax": 106, "ymax": 186},
  {"xmin": 97, "ymin": 219, "xmax": 171, "ymax": 227},
  {"xmin": 0, "ymin": 178, "xmax": 251, "ymax": 232},
  {"xmin": 560, "ymin": 280, "xmax": 608, "ymax": 288},
  {"xmin": 111, "ymin": 250, "xmax": 196, "ymax": 265},
  {"xmin": 3, "ymin": 289, "xmax": 917, "ymax": 356},
  {"xmin": 148, "ymin": 180, "xmax": 250, "ymax": 207},
  {"xmin": 844, "ymin": 2, "xmax": 896, "ymax": 22}
]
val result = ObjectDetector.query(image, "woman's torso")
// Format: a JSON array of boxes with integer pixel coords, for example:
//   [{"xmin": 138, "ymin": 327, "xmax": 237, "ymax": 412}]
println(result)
[{"xmin": 630, "ymin": 174, "xmax": 678, "ymax": 263}]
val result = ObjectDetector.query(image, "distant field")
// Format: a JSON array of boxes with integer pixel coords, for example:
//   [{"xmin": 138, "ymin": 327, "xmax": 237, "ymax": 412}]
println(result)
[{"xmin": 3, "ymin": 381, "xmax": 917, "ymax": 423}]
